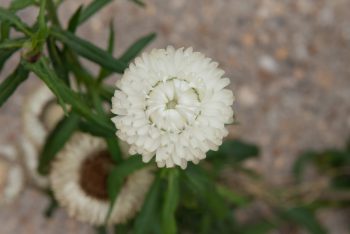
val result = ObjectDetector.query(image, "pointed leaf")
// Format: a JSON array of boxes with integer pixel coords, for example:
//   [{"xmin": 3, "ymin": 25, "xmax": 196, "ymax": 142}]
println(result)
[
  {"xmin": 0, "ymin": 64, "xmax": 29, "ymax": 107},
  {"xmin": 10, "ymin": 0, "xmax": 36, "ymax": 11},
  {"xmin": 38, "ymin": 112, "xmax": 79, "ymax": 175},
  {"xmin": 207, "ymin": 139, "xmax": 259, "ymax": 164},
  {"xmin": 134, "ymin": 175, "xmax": 161, "ymax": 234},
  {"xmin": 106, "ymin": 138, "xmax": 122, "ymax": 163},
  {"xmin": 79, "ymin": 0, "xmax": 112, "ymax": 25},
  {"xmin": 22, "ymin": 57, "xmax": 115, "ymax": 133},
  {"xmin": 0, "ymin": 37, "xmax": 27, "ymax": 49},
  {"xmin": 47, "ymin": 37, "xmax": 69, "ymax": 84},
  {"xmin": 129, "ymin": 0, "xmax": 146, "ymax": 7},
  {"xmin": 119, "ymin": 33, "xmax": 156, "ymax": 63},
  {"xmin": 281, "ymin": 207, "xmax": 327, "ymax": 234},
  {"xmin": 0, "ymin": 48, "xmax": 18, "ymax": 71},
  {"xmin": 78, "ymin": 120, "xmax": 114, "ymax": 138},
  {"xmin": 50, "ymin": 27, "xmax": 127, "ymax": 73},
  {"xmin": 0, "ymin": 7, "xmax": 32, "ymax": 36},
  {"xmin": 68, "ymin": 5, "xmax": 83, "ymax": 33}
]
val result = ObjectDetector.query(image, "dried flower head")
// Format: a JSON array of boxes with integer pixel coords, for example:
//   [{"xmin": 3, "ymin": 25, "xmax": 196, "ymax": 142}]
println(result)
[{"xmin": 50, "ymin": 133, "xmax": 154, "ymax": 225}]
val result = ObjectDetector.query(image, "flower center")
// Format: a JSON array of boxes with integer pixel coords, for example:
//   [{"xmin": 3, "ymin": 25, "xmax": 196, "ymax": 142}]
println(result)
[
  {"xmin": 145, "ymin": 79, "xmax": 201, "ymax": 133},
  {"xmin": 165, "ymin": 99, "xmax": 178, "ymax": 109},
  {"xmin": 79, "ymin": 150, "xmax": 114, "ymax": 201}
]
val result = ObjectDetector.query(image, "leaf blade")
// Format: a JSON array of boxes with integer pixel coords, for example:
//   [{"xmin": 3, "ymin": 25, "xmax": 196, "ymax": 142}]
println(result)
[
  {"xmin": 0, "ymin": 64, "xmax": 29, "ymax": 107},
  {"xmin": 119, "ymin": 33, "xmax": 156, "ymax": 64},
  {"xmin": 50, "ymin": 27, "xmax": 127, "ymax": 73},
  {"xmin": 38, "ymin": 112, "xmax": 79, "ymax": 175}
]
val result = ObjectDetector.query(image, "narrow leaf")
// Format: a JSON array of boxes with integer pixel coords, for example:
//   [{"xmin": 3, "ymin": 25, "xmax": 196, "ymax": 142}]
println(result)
[
  {"xmin": 0, "ymin": 7, "xmax": 32, "ymax": 36},
  {"xmin": 10, "ymin": 0, "xmax": 36, "ymax": 11},
  {"xmin": 78, "ymin": 120, "xmax": 115, "ymax": 138},
  {"xmin": 0, "ymin": 37, "xmax": 27, "ymax": 49},
  {"xmin": 22, "ymin": 57, "xmax": 115, "ymax": 132},
  {"xmin": 79, "ymin": 0, "xmax": 112, "ymax": 25},
  {"xmin": 38, "ymin": 112, "xmax": 79, "ymax": 175},
  {"xmin": 106, "ymin": 138, "xmax": 122, "ymax": 163},
  {"xmin": 184, "ymin": 165, "xmax": 229, "ymax": 218},
  {"xmin": 68, "ymin": 5, "xmax": 83, "ymax": 33},
  {"xmin": 281, "ymin": 207, "xmax": 327, "ymax": 234},
  {"xmin": 207, "ymin": 139, "xmax": 259, "ymax": 164},
  {"xmin": 47, "ymin": 37, "xmax": 69, "ymax": 84},
  {"xmin": 134, "ymin": 175, "xmax": 161, "ymax": 234},
  {"xmin": 1, "ymin": 22, "xmax": 10, "ymax": 42},
  {"xmin": 0, "ymin": 48, "xmax": 18, "ymax": 71},
  {"xmin": 50, "ymin": 27, "xmax": 127, "ymax": 73},
  {"xmin": 0, "ymin": 64, "xmax": 29, "ymax": 107},
  {"xmin": 119, "ymin": 33, "xmax": 156, "ymax": 63},
  {"xmin": 129, "ymin": 0, "xmax": 146, "ymax": 7},
  {"xmin": 97, "ymin": 20, "xmax": 115, "ymax": 81}
]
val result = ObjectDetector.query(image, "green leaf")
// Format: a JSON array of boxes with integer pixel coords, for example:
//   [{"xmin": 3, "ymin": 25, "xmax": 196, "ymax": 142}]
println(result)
[
  {"xmin": 207, "ymin": 139, "xmax": 259, "ymax": 164},
  {"xmin": 0, "ymin": 7, "xmax": 32, "ymax": 36},
  {"xmin": 10, "ymin": 0, "xmax": 36, "ymax": 11},
  {"xmin": 134, "ymin": 175, "xmax": 162, "ymax": 234},
  {"xmin": 281, "ymin": 207, "xmax": 327, "ymax": 234},
  {"xmin": 95, "ymin": 226, "xmax": 107, "ymax": 234},
  {"xmin": 50, "ymin": 27, "xmax": 127, "ymax": 73},
  {"xmin": 106, "ymin": 156, "xmax": 146, "ymax": 223},
  {"xmin": 119, "ymin": 33, "xmax": 156, "ymax": 64},
  {"xmin": 38, "ymin": 112, "xmax": 79, "ymax": 175},
  {"xmin": 97, "ymin": 20, "xmax": 115, "ymax": 81},
  {"xmin": 22, "ymin": 57, "xmax": 115, "ymax": 133},
  {"xmin": 292, "ymin": 152, "xmax": 317, "ymax": 181},
  {"xmin": 46, "ymin": 37, "xmax": 69, "ymax": 84},
  {"xmin": 79, "ymin": 0, "xmax": 112, "ymax": 25},
  {"xmin": 0, "ymin": 64, "xmax": 29, "ymax": 107},
  {"xmin": 240, "ymin": 220, "xmax": 276, "ymax": 234},
  {"xmin": 162, "ymin": 169, "xmax": 179, "ymax": 234},
  {"xmin": 0, "ymin": 37, "xmax": 27, "ymax": 49},
  {"xmin": 67, "ymin": 5, "xmax": 83, "ymax": 33},
  {"xmin": 0, "ymin": 21, "xmax": 10, "ymax": 42},
  {"xmin": 331, "ymin": 175, "xmax": 350, "ymax": 190},
  {"xmin": 184, "ymin": 165, "xmax": 229, "ymax": 219},
  {"xmin": 0, "ymin": 48, "xmax": 18, "ymax": 71},
  {"xmin": 78, "ymin": 120, "xmax": 115, "ymax": 138},
  {"xmin": 106, "ymin": 138, "xmax": 122, "ymax": 163},
  {"xmin": 216, "ymin": 185, "xmax": 249, "ymax": 207},
  {"xmin": 129, "ymin": 0, "xmax": 146, "ymax": 7},
  {"xmin": 44, "ymin": 190, "xmax": 58, "ymax": 218}
]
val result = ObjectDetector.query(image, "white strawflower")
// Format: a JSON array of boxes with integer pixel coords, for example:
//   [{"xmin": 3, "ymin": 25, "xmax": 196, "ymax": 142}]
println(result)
[
  {"xmin": 111, "ymin": 47, "xmax": 234, "ymax": 169},
  {"xmin": 20, "ymin": 85, "xmax": 64, "ymax": 188},
  {"xmin": 50, "ymin": 133, "xmax": 154, "ymax": 225},
  {"xmin": 0, "ymin": 144, "xmax": 24, "ymax": 205}
]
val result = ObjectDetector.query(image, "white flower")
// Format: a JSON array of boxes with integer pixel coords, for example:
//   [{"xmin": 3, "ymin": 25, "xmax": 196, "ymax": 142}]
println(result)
[
  {"xmin": 0, "ymin": 144, "xmax": 24, "ymax": 205},
  {"xmin": 111, "ymin": 47, "xmax": 234, "ymax": 169},
  {"xmin": 50, "ymin": 133, "xmax": 154, "ymax": 225},
  {"xmin": 20, "ymin": 85, "xmax": 64, "ymax": 188}
]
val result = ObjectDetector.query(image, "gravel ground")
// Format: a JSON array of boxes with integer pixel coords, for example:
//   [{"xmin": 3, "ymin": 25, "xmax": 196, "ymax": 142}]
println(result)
[{"xmin": 0, "ymin": 0, "xmax": 349, "ymax": 233}]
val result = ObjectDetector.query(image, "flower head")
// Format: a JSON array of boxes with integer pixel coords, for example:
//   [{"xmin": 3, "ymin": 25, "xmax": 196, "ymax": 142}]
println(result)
[
  {"xmin": 50, "ymin": 133, "xmax": 154, "ymax": 225},
  {"xmin": 112, "ymin": 47, "xmax": 234, "ymax": 169}
]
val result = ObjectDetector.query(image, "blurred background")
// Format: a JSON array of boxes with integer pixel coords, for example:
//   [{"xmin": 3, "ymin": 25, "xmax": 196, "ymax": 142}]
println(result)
[{"xmin": 0, "ymin": 0, "xmax": 349, "ymax": 233}]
